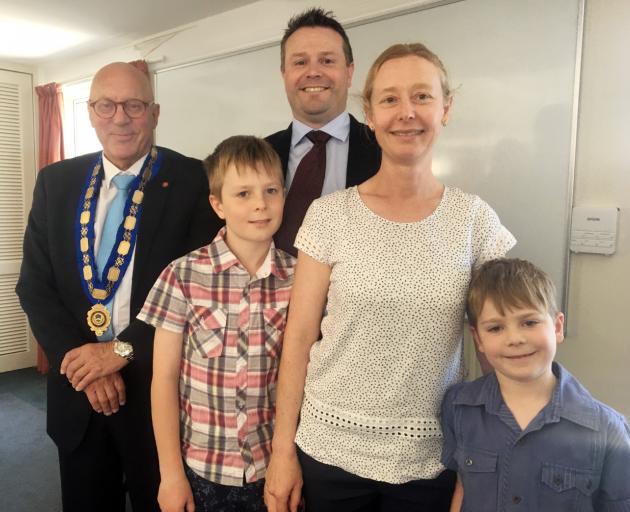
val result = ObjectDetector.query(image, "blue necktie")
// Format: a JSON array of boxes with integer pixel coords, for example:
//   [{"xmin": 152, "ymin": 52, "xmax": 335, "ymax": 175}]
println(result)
[{"xmin": 95, "ymin": 173, "xmax": 135, "ymax": 340}]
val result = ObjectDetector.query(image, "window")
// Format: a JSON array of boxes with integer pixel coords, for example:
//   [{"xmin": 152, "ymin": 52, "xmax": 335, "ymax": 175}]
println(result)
[{"xmin": 62, "ymin": 79, "xmax": 101, "ymax": 158}]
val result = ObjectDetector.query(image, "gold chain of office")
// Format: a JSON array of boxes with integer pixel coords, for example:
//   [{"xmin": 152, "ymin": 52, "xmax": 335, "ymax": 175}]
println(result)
[{"xmin": 78, "ymin": 147, "xmax": 158, "ymax": 335}]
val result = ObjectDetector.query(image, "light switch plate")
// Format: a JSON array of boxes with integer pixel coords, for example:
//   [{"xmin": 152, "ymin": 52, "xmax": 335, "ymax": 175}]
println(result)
[{"xmin": 570, "ymin": 207, "xmax": 619, "ymax": 255}]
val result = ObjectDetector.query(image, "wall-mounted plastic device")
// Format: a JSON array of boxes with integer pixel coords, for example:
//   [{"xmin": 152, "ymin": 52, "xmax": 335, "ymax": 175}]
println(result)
[{"xmin": 570, "ymin": 206, "xmax": 619, "ymax": 255}]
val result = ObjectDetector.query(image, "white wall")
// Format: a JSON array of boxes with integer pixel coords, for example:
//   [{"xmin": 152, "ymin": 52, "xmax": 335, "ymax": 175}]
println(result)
[
  {"xmin": 36, "ymin": 0, "xmax": 438, "ymax": 84},
  {"xmin": 29, "ymin": 0, "xmax": 630, "ymax": 418},
  {"xmin": 0, "ymin": 60, "xmax": 35, "ymax": 74},
  {"xmin": 557, "ymin": 0, "xmax": 630, "ymax": 418}
]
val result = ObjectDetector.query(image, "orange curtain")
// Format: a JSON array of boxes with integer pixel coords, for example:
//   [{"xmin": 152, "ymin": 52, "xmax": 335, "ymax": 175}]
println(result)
[
  {"xmin": 34, "ymin": 82, "xmax": 65, "ymax": 373},
  {"xmin": 36, "ymin": 83, "xmax": 65, "ymax": 171},
  {"xmin": 128, "ymin": 59, "xmax": 149, "ymax": 76}
]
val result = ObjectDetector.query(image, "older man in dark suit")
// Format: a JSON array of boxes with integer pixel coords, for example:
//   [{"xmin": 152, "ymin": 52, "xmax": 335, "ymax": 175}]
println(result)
[
  {"xmin": 16, "ymin": 62, "xmax": 222, "ymax": 512},
  {"xmin": 267, "ymin": 8, "xmax": 381, "ymax": 255}
]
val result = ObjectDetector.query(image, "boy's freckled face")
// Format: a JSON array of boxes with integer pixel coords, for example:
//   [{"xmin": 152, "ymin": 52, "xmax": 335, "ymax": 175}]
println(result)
[
  {"xmin": 210, "ymin": 164, "xmax": 284, "ymax": 247},
  {"xmin": 472, "ymin": 300, "xmax": 564, "ymax": 387}
]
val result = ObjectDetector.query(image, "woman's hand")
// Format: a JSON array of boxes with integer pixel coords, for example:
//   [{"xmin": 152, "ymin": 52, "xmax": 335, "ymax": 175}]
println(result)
[
  {"xmin": 264, "ymin": 448, "xmax": 303, "ymax": 512},
  {"xmin": 264, "ymin": 251, "xmax": 330, "ymax": 512},
  {"xmin": 158, "ymin": 475, "xmax": 196, "ymax": 512}
]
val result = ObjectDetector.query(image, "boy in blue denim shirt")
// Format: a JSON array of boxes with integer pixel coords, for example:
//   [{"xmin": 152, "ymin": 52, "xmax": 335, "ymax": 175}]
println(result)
[{"xmin": 441, "ymin": 258, "xmax": 630, "ymax": 511}]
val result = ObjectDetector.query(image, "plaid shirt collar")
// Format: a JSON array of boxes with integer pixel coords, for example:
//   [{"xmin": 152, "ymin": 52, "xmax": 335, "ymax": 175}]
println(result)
[{"xmin": 209, "ymin": 227, "xmax": 292, "ymax": 281}]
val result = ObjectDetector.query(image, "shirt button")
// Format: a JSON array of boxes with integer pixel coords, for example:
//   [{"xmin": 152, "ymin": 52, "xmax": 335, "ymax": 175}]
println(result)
[
  {"xmin": 512, "ymin": 495, "xmax": 522, "ymax": 504},
  {"xmin": 465, "ymin": 458, "xmax": 473, "ymax": 466}
]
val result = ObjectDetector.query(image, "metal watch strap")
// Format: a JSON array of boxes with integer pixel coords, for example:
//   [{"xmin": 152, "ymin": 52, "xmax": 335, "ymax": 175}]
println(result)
[{"xmin": 113, "ymin": 339, "xmax": 134, "ymax": 361}]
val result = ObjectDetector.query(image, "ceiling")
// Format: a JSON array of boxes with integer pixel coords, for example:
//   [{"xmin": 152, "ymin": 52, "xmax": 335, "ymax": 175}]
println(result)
[{"xmin": 0, "ymin": 0, "xmax": 258, "ymax": 63}]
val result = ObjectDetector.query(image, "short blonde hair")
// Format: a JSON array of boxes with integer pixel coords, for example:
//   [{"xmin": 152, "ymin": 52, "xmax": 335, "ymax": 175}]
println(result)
[
  {"xmin": 362, "ymin": 43, "xmax": 452, "ymax": 115},
  {"xmin": 203, "ymin": 135, "xmax": 283, "ymax": 198},
  {"xmin": 467, "ymin": 258, "xmax": 559, "ymax": 327}
]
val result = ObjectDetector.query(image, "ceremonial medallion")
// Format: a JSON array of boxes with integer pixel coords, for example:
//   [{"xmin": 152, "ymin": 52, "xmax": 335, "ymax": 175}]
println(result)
[{"xmin": 87, "ymin": 303, "xmax": 111, "ymax": 336}]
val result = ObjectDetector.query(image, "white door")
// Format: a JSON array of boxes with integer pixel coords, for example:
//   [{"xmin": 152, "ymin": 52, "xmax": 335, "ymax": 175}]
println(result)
[{"xmin": 0, "ymin": 68, "xmax": 36, "ymax": 372}]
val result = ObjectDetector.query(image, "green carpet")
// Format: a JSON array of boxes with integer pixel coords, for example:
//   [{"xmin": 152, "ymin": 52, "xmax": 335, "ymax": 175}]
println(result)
[{"xmin": 0, "ymin": 369, "xmax": 61, "ymax": 512}]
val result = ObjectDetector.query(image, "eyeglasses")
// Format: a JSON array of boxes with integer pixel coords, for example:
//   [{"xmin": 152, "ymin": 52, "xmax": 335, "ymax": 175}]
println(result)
[{"xmin": 89, "ymin": 99, "xmax": 154, "ymax": 119}]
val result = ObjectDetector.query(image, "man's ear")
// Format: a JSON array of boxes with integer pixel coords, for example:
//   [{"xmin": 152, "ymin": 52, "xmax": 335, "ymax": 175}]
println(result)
[
  {"xmin": 346, "ymin": 62, "xmax": 355, "ymax": 88},
  {"xmin": 150, "ymin": 102, "xmax": 160, "ymax": 129},
  {"xmin": 209, "ymin": 194, "xmax": 225, "ymax": 220}
]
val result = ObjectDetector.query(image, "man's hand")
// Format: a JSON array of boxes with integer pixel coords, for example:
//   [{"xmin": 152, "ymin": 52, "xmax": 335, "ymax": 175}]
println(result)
[
  {"xmin": 83, "ymin": 373, "xmax": 126, "ymax": 415},
  {"xmin": 264, "ymin": 450, "xmax": 303, "ymax": 512},
  {"xmin": 61, "ymin": 342, "xmax": 128, "ymax": 391}
]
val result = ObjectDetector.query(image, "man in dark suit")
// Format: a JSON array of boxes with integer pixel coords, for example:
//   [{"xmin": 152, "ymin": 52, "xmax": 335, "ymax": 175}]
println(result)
[
  {"xmin": 16, "ymin": 62, "xmax": 222, "ymax": 512},
  {"xmin": 266, "ymin": 8, "xmax": 381, "ymax": 255}
]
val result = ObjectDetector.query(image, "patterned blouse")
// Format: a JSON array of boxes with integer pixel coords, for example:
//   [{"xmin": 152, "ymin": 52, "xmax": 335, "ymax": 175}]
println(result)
[{"xmin": 294, "ymin": 186, "xmax": 516, "ymax": 484}]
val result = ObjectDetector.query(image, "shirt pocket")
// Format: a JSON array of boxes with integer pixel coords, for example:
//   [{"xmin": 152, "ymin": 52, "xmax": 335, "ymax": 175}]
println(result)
[
  {"xmin": 263, "ymin": 306, "xmax": 288, "ymax": 358},
  {"xmin": 456, "ymin": 446, "xmax": 498, "ymax": 512},
  {"xmin": 540, "ymin": 462, "xmax": 598, "ymax": 511},
  {"xmin": 189, "ymin": 307, "xmax": 227, "ymax": 358}
]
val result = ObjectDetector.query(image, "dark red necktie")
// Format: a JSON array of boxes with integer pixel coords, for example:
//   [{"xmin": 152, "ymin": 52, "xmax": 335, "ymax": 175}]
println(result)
[{"xmin": 275, "ymin": 130, "xmax": 331, "ymax": 256}]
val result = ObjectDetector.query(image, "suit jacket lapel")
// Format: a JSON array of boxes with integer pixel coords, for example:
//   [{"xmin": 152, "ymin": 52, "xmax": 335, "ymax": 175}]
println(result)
[
  {"xmin": 347, "ymin": 114, "xmax": 371, "ymax": 187},
  {"xmin": 131, "ymin": 149, "xmax": 171, "ymax": 298},
  {"xmin": 272, "ymin": 116, "xmax": 379, "ymax": 187},
  {"xmin": 278, "ymin": 124, "xmax": 292, "ymax": 178},
  {"xmin": 69, "ymin": 155, "xmax": 101, "ymax": 312}
]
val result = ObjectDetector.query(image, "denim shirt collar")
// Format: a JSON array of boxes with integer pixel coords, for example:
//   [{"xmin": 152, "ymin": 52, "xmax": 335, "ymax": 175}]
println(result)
[{"xmin": 453, "ymin": 362, "xmax": 600, "ymax": 431}]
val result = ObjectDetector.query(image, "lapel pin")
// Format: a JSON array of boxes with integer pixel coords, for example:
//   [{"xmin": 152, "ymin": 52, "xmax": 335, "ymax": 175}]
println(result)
[{"xmin": 162, "ymin": 181, "xmax": 169, "ymax": 188}]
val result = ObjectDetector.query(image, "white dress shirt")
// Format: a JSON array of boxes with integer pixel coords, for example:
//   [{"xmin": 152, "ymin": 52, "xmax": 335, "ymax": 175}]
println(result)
[
  {"xmin": 287, "ymin": 111, "xmax": 350, "ymax": 196},
  {"xmin": 93, "ymin": 152, "xmax": 148, "ymax": 337}
]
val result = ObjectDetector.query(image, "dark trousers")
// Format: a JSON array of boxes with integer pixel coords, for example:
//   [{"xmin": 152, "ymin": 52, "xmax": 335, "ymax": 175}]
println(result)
[
  {"xmin": 58, "ymin": 410, "xmax": 160, "ymax": 512},
  {"xmin": 184, "ymin": 464, "xmax": 266, "ymax": 512},
  {"xmin": 297, "ymin": 447, "xmax": 455, "ymax": 512}
]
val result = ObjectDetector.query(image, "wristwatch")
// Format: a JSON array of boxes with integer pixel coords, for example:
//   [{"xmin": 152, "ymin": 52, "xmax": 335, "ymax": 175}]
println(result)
[{"xmin": 113, "ymin": 339, "xmax": 134, "ymax": 361}]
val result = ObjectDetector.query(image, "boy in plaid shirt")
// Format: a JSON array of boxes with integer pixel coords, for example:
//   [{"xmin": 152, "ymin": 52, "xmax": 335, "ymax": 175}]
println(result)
[{"xmin": 138, "ymin": 136, "xmax": 296, "ymax": 512}]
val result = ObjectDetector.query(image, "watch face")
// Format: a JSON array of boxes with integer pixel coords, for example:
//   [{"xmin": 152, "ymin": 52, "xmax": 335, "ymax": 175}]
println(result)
[{"xmin": 115, "ymin": 341, "xmax": 133, "ymax": 358}]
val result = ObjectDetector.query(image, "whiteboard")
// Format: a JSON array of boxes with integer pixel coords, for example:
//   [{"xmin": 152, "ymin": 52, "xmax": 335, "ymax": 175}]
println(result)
[{"xmin": 155, "ymin": 0, "xmax": 583, "ymax": 306}]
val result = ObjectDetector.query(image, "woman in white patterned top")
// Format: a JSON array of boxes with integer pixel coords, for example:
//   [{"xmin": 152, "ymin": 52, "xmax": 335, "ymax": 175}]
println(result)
[{"xmin": 264, "ymin": 43, "xmax": 516, "ymax": 512}]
